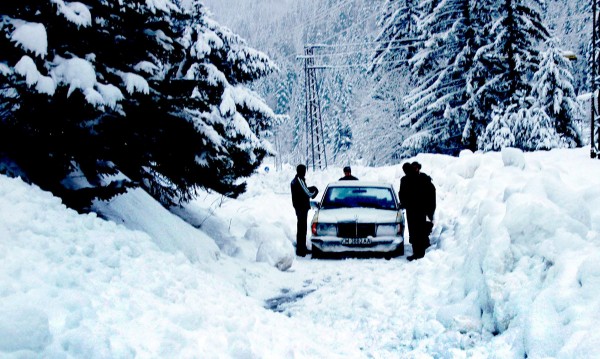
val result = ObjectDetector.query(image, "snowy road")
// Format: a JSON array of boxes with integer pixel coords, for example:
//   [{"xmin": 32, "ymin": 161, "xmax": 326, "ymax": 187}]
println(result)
[
  {"xmin": 198, "ymin": 148, "xmax": 600, "ymax": 358},
  {"xmin": 206, "ymin": 162, "xmax": 494, "ymax": 357},
  {"xmin": 257, "ymin": 245, "xmax": 492, "ymax": 357}
]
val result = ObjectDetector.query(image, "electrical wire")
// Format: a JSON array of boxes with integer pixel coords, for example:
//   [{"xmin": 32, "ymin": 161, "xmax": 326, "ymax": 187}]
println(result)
[
  {"xmin": 306, "ymin": 37, "xmax": 422, "ymax": 49},
  {"xmin": 297, "ymin": 43, "xmax": 420, "ymax": 60},
  {"xmin": 308, "ymin": 59, "xmax": 410, "ymax": 70}
]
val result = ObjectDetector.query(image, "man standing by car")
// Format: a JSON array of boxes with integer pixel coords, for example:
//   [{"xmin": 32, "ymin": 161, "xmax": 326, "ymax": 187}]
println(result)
[
  {"xmin": 291, "ymin": 164, "xmax": 318, "ymax": 257},
  {"xmin": 339, "ymin": 166, "xmax": 358, "ymax": 180},
  {"xmin": 412, "ymin": 161, "xmax": 436, "ymax": 223},
  {"xmin": 399, "ymin": 162, "xmax": 436, "ymax": 260}
]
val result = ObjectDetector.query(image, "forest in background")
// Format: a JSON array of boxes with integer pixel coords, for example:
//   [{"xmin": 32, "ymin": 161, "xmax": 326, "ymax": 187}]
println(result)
[
  {"xmin": 1, "ymin": 0, "xmax": 593, "ymax": 213},
  {"xmin": 203, "ymin": 0, "xmax": 593, "ymax": 167}
]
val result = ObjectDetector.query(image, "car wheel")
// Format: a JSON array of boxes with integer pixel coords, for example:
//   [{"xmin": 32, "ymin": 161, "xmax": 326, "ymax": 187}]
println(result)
[
  {"xmin": 312, "ymin": 246, "xmax": 323, "ymax": 259},
  {"xmin": 389, "ymin": 245, "xmax": 404, "ymax": 258}
]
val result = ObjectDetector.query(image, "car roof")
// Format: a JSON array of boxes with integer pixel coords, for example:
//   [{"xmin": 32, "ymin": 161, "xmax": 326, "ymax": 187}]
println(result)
[{"xmin": 326, "ymin": 181, "xmax": 395, "ymax": 189}]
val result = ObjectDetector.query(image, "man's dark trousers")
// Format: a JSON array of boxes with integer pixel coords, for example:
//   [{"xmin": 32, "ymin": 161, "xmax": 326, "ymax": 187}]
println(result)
[
  {"xmin": 406, "ymin": 209, "xmax": 430, "ymax": 258},
  {"xmin": 295, "ymin": 208, "xmax": 309, "ymax": 256}
]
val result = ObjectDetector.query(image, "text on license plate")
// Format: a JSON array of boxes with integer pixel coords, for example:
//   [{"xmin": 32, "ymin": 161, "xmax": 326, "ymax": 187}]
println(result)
[{"xmin": 341, "ymin": 238, "xmax": 372, "ymax": 245}]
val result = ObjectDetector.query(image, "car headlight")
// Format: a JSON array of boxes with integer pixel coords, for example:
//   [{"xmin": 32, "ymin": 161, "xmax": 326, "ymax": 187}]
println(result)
[
  {"xmin": 376, "ymin": 223, "xmax": 401, "ymax": 236},
  {"xmin": 312, "ymin": 223, "xmax": 337, "ymax": 236}
]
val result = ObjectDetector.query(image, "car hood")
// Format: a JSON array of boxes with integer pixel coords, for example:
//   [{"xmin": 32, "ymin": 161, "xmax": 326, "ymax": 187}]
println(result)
[{"xmin": 314, "ymin": 208, "xmax": 400, "ymax": 223}]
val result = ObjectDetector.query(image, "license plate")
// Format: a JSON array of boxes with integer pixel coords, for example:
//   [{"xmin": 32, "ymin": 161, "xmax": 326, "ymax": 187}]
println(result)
[{"xmin": 341, "ymin": 238, "xmax": 372, "ymax": 245}]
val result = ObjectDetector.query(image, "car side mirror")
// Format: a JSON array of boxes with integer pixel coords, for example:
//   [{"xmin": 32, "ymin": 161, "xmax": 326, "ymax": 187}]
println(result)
[{"xmin": 310, "ymin": 200, "xmax": 320, "ymax": 209}]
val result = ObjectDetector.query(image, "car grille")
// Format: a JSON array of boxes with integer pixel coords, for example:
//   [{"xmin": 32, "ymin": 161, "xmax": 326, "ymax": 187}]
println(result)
[{"xmin": 337, "ymin": 223, "xmax": 376, "ymax": 238}]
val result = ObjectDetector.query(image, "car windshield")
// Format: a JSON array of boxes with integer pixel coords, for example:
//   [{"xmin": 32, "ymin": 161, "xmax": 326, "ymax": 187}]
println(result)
[{"xmin": 321, "ymin": 186, "xmax": 397, "ymax": 210}]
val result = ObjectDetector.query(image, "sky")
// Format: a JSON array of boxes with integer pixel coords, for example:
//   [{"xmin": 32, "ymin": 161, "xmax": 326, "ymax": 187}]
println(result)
[{"xmin": 2, "ymin": 146, "xmax": 600, "ymax": 358}]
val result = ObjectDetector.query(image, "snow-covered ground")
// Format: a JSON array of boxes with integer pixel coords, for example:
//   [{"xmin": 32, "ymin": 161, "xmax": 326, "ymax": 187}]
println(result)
[{"xmin": 1, "ymin": 147, "xmax": 600, "ymax": 358}]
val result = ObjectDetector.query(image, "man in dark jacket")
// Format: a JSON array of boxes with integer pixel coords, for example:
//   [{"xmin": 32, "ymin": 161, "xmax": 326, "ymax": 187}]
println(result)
[
  {"xmin": 339, "ymin": 166, "xmax": 358, "ymax": 181},
  {"xmin": 291, "ymin": 164, "xmax": 318, "ymax": 257},
  {"xmin": 399, "ymin": 162, "xmax": 436, "ymax": 260},
  {"xmin": 412, "ymin": 161, "xmax": 436, "ymax": 222}
]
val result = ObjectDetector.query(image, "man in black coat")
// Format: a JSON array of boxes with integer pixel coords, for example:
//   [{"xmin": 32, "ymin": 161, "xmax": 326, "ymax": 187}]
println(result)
[
  {"xmin": 399, "ymin": 162, "xmax": 436, "ymax": 260},
  {"xmin": 412, "ymin": 161, "xmax": 436, "ymax": 223},
  {"xmin": 291, "ymin": 164, "xmax": 318, "ymax": 257},
  {"xmin": 339, "ymin": 166, "xmax": 358, "ymax": 181}
]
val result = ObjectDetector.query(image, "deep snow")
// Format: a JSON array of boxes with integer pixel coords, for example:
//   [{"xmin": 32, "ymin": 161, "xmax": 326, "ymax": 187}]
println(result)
[{"xmin": 1, "ymin": 147, "xmax": 600, "ymax": 358}]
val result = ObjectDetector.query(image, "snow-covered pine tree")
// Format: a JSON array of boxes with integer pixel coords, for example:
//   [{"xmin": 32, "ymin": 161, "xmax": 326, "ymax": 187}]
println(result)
[
  {"xmin": 473, "ymin": 0, "xmax": 552, "ymax": 151},
  {"xmin": 372, "ymin": 0, "xmax": 421, "ymax": 72},
  {"xmin": 184, "ymin": 8, "xmax": 282, "ymax": 196},
  {"xmin": 320, "ymin": 71, "xmax": 353, "ymax": 163},
  {"xmin": 530, "ymin": 39, "xmax": 582, "ymax": 147},
  {"xmin": 0, "ymin": 0, "xmax": 278, "ymax": 211},
  {"xmin": 352, "ymin": 73, "xmax": 410, "ymax": 165},
  {"xmin": 0, "ymin": 0, "xmax": 163, "ymax": 210},
  {"xmin": 481, "ymin": 103, "xmax": 571, "ymax": 151},
  {"xmin": 544, "ymin": 0, "xmax": 592, "ymax": 93},
  {"xmin": 479, "ymin": 106, "xmax": 517, "ymax": 150},
  {"xmin": 275, "ymin": 72, "xmax": 295, "ymax": 115},
  {"xmin": 399, "ymin": 0, "xmax": 476, "ymax": 156},
  {"xmin": 198, "ymin": 0, "xmax": 590, "ymax": 164},
  {"xmin": 365, "ymin": 0, "xmax": 422, "ymax": 161},
  {"xmin": 460, "ymin": 0, "xmax": 501, "ymax": 151}
]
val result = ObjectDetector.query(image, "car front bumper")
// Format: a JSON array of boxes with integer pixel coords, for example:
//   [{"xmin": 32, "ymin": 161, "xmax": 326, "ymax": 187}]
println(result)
[{"xmin": 311, "ymin": 235, "xmax": 404, "ymax": 253}]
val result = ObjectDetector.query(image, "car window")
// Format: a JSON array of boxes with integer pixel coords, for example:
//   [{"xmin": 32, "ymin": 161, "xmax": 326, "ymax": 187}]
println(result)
[{"xmin": 321, "ymin": 186, "xmax": 397, "ymax": 210}]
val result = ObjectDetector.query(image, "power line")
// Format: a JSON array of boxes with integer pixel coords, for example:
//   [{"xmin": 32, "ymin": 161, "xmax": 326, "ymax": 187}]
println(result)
[
  {"xmin": 301, "ymin": 13, "xmax": 591, "ymax": 55},
  {"xmin": 296, "ymin": 37, "xmax": 421, "ymax": 71},
  {"xmin": 296, "ymin": 38, "xmax": 422, "ymax": 65},
  {"xmin": 306, "ymin": 37, "xmax": 422, "ymax": 49},
  {"xmin": 308, "ymin": 59, "xmax": 410, "ymax": 70},
  {"xmin": 297, "ymin": 43, "xmax": 420, "ymax": 60},
  {"xmin": 282, "ymin": 1, "xmax": 380, "ymax": 62}
]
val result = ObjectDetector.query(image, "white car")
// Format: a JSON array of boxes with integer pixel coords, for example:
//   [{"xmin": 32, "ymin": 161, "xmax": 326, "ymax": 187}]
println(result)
[{"xmin": 310, "ymin": 181, "xmax": 405, "ymax": 259}]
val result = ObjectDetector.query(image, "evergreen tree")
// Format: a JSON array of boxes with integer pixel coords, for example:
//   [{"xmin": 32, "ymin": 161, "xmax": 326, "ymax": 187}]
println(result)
[
  {"xmin": 361, "ymin": 0, "xmax": 420, "ymax": 162},
  {"xmin": 199, "ymin": 0, "xmax": 589, "ymax": 164},
  {"xmin": 479, "ymin": 40, "xmax": 582, "ymax": 152},
  {"xmin": 473, "ymin": 0, "xmax": 551, "ymax": 150},
  {"xmin": 353, "ymin": 72, "xmax": 410, "ymax": 165},
  {"xmin": 399, "ymin": 0, "xmax": 476, "ymax": 156},
  {"xmin": 530, "ymin": 39, "xmax": 582, "ymax": 147},
  {"xmin": 544, "ymin": 0, "xmax": 591, "ymax": 94},
  {"xmin": 321, "ymin": 71, "xmax": 353, "ymax": 162},
  {"xmin": 275, "ymin": 72, "xmax": 295, "ymax": 115},
  {"xmin": 480, "ymin": 104, "xmax": 571, "ymax": 151},
  {"xmin": 461, "ymin": 0, "xmax": 501, "ymax": 151},
  {"xmin": 372, "ymin": 0, "xmax": 421, "ymax": 72},
  {"xmin": 0, "ymin": 0, "xmax": 277, "ymax": 211}
]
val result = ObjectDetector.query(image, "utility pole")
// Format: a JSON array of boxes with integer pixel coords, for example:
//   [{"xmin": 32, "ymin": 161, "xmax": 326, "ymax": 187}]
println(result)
[{"xmin": 303, "ymin": 45, "xmax": 327, "ymax": 171}]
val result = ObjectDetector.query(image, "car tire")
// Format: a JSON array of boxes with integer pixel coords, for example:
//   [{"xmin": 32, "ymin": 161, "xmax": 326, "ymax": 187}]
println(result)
[
  {"xmin": 312, "ymin": 246, "xmax": 323, "ymax": 259},
  {"xmin": 389, "ymin": 245, "xmax": 404, "ymax": 258},
  {"xmin": 398, "ymin": 244, "xmax": 405, "ymax": 256}
]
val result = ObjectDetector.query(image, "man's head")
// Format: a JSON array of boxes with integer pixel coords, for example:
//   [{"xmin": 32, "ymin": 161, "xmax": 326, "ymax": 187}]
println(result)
[
  {"xmin": 296, "ymin": 164, "xmax": 307, "ymax": 177},
  {"xmin": 402, "ymin": 162, "xmax": 415, "ymax": 175},
  {"xmin": 411, "ymin": 161, "xmax": 422, "ymax": 173},
  {"xmin": 343, "ymin": 166, "xmax": 352, "ymax": 176}
]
